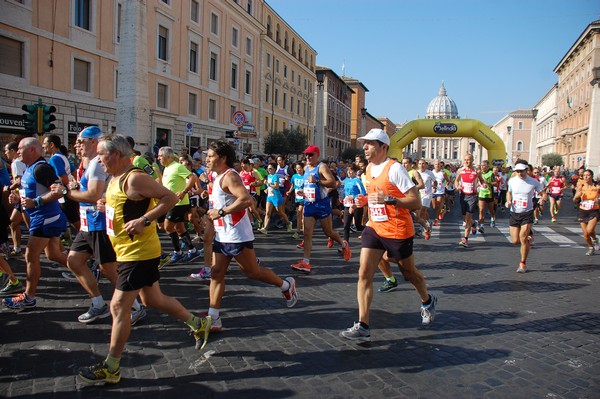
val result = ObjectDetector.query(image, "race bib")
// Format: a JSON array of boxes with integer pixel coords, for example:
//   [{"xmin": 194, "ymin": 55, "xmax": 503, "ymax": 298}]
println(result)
[
  {"xmin": 551, "ymin": 186, "xmax": 562, "ymax": 195},
  {"xmin": 580, "ymin": 200, "xmax": 595, "ymax": 210},
  {"xmin": 105, "ymin": 205, "xmax": 115, "ymax": 237},
  {"xmin": 267, "ymin": 187, "xmax": 274, "ymax": 196},
  {"xmin": 295, "ymin": 190, "xmax": 304, "ymax": 202},
  {"xmin": 79, "ymin": 206, "xmax": 93, "ymax": 232},
  {"xmin": 513, "ymin": 194, "xmax": 528, "ymax": 210},
  {"xmin": 213, "ymin": 217, "xmax": 225, "ymax": 232},
  {"xmin": 462, "ymin": 182, "xmax": 474, "ymax": 195},
  {"xmin": 368, "ymin": 203, "xmax": 389, "ymax": 222},
  {"xmin": 343, "ymin": 196, "xmax": 354, "ymax": 207},
  {"xmin": 304, "ymin": 187, "xmax": 316, "ymax": 203}
]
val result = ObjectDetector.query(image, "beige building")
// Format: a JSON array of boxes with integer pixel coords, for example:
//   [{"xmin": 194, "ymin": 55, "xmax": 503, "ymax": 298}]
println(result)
[
  {"xmin": 530, "ymin": 84, "xmax": 558, "ymax": 168},
  {"xmin": 553, "ymin": 20, "xmax": 600, "ymax": 172},
  {"xmin": 343, "ymin": 76, "xmax": 368, "ymax": 147},
  {"xmin": 492, "ymin": 110, "xmax": 535, "ymax": 167},
  {"xmin": 0, "ymin": 0, "xmax": 317, "ymax": 156},
  {"xmin": 260, "ymin": 3, "xmax": 316, "ymax": 153}
]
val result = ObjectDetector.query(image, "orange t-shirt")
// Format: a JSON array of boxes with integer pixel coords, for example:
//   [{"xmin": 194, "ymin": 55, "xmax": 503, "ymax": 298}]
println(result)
[
  {"xmin": 365, "ymin": 159, "xmax": 414, "ymax": 240},
  {"xmin": 579, "ymin": 184, "xmax": 599, "ymax": 211}
]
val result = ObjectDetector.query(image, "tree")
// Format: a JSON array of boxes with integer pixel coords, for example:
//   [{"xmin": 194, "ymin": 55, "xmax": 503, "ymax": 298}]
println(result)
[
  {"xmin": 541, "ymin": 152, "xmax": 564, "ymax": 169},
  {"xmin": 264, "ymin": 126, "xmax": 307, "ymax": 157},
  {"xmin": 341, "ymin": 147, "xmax": 364, "ymax": 162}
]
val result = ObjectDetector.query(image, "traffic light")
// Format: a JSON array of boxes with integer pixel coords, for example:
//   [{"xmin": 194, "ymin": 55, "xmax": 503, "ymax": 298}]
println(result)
[
  {"xmin": 21, "ymin": 103, "xmax": 38, "ymax": 134},
  {"xmin": 41, "ymin": 104, "xmax": 57, "ymax": 133}
]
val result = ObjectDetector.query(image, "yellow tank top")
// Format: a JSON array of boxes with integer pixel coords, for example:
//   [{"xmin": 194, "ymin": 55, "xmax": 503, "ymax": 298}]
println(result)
[{"xmin": 105, "ymin": 168, "xmax": 161, "ymax": 261}]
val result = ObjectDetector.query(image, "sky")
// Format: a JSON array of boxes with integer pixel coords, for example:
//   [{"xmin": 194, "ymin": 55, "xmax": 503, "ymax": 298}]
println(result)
[{"xmin": 267, "ymin": 0, "xmax": 599, "ymax": 126}]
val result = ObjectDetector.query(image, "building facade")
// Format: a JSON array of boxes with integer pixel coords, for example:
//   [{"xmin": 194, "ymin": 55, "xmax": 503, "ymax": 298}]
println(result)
[
  {"xmin": 342, "ymin": 76, "xmax": 368, "ymax": 148},
  {"xmin": 553, "ymin": 20, "xmax": 600, "ymax": 172},
  {"xmin": 530, "ymin": 84, "xmax": 558, "ymax": 168},
  {"xmin": 0, "ymin": 0, "xmax": 317, "ymax": 156},
  {"xmin": 492, "ymin": 110, "xmax": 535, "ymax": 167}
]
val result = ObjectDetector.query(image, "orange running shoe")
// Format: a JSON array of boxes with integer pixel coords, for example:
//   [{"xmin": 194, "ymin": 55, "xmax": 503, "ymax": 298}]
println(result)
[
  {"xmin": 291, "ymin": 259, "xmax": 311, "ymax": 273},
  {"xmin": 341, "ymin": 241, "xmax": 352, "ymax": 261},
  {"xmin": 327, "ymin": 238, "xmax": 334, "ymax": 248}
]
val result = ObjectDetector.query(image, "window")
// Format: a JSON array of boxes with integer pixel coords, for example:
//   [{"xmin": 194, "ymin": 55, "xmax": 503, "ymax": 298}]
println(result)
[
  {"xmin": 291, "ymin": 70, "xmax": 294, "ymax": 83},
  {"xmin": 516, "ymin": 141, "xmax": 523, "ymax": 151},
  {"xmin": 157, "ymin": 83, "xmax": 168, "ymax": 109},
  {"xmin": 518, "ymin": 121, "xmax": 523, "ymax": 129},
  {"xmin": 283, "ymin": 65, "xmax": 287, "ymax": 78},
  {"xmin": 245, "ymin": 70, "xmax": 251, "ymax": 95},
  {"xmin": 189, "ymin": 42, "xmax": 198, "ymax": 73},
  {"xmin": 230, "ymin": 105, "xmax": 236, "ymax": 118},
  {"xmin": 160, "ymin": 0, "xmax": 169, "ymax": 4},
  {"xmin": 283, "ymin": 93, "xmax": 287, "ymax": 110},
  {"xmin": 232, "ymin": 27, "xmax": 238, "ymax": 47},
  {"xmin": 190, "ymin": 0, "xmax": 199, "ymax": 23},
  {"xmin": 210, "ymin": 13, "xmax": 219, "ymax": 35},
  {"xmin": 158, "ymin": 26, "xmax": 168, "ymax": 61},
  {"xmin": 274, "ymin": 88, "xmax": 278, "ymax": 106},
  {"xmin": 188, "ymin": 92, "xmax": 197, "ymax": 115},
  {"xmin": 290, "ymin": 96, "xmax": 294, "ymax": 113},
  {"xmin": 116, "ymin": 4, "xmax": 122, "ymax": 42},
  {"xmin": 74, "ymin": 59, "xmax": 90, "ymax": 92},
  {"xmin": 209, "ymin": 52, "xmax": 217, "ymax": 80},
  {"xmin": 75, "ymin": 0, "xmax": 90, "ymax": 30},
  {"xmin": 0, "ymin": 36, "xmax": 23, "ymax": 77},
  {"xmin": 231, "ymin": 63, "xmax": 238, "ymax": 89},
  {"xmin": 247, "ymin": 0, "xmax": 252, "ymax": 14},
  {"xmin": 265, "ymin": 84, "xmax": 270, "ymax": 103},
  {"xmin": 246, "ymin": 37, "xmax": 252, "ymax": 56},
  {"xmin": 266, "ymin": 53, "xmax": 271, "ymax": 68},
  {"xmin": 208, "ymin": 98, "xmax": 216, "ymax": 120},
  {"xmin": 275, "ymin": 59, "xmax": 279, "ymax": 73}
]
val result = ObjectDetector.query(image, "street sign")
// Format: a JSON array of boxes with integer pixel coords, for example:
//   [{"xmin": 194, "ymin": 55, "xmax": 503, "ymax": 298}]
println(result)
[
  {"xmin": 240, "ymin": 123, "xmax": 254, "ymax": 132},
  {"xmin": 232, "ymin": 111, "xmax": 246, "ymax": 127},
  {"xmin": 185, "ymin": 122, "xmax": 193, "ymax": 136}
]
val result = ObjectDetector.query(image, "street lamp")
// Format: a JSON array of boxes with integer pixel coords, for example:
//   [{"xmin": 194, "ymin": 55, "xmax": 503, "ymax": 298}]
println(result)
[
  {"xmin": 316, "ymin": 70, "xmax": 325, "ymax": 157},
  {"xmin": 360, "ymin": 107, "xmax": 367, "ymax": 143},
  {"xmin": 506, "ymin": 125, "xmax": 512, "ymax": 166}
]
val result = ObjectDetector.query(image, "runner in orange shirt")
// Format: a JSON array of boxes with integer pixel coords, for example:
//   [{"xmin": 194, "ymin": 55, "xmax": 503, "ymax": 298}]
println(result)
[{"xmin": 573, "ymin": 169, "xmax": 599, "ymax": 256}]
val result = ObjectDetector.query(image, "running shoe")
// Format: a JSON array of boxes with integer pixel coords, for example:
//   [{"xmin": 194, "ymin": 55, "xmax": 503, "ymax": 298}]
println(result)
[
  {"xmin": 327, "ymin": 238, "xmax": 334, "ymax": 248},
  {"xmin": 78, "ymin": 304, "xmax": 110, "ymax": 324},
  {"xmin": 527, "ymin": 234, "xmax": 535, "ymax": 246},
  {"xmin": 471, "ymin": 221, "xmax": 477, "ymax": 235},
  {"xmin": 350, "ymin": 224, "xmax": 357, "ymax": 233},
  {"xmin": 257, "ymin": 227, "xmax": 269, "ymax": 235},
  {"xmin": 169, "ymin": 251, "xmax": 185, "ymax": 264},
  {"xmin": 378, "ymin": 278, "xmax": 398, "ymax": 293},
  {"xmin": 421, "ymin": 294, "xmax": 437, "ymax": 325},
  {"xmin": 341, "ymin": 241, "xmax": 352, "ymax": 261},
  {"xmin": 158, "ymin": 252, "xmax": 171, "ymax": 269},
  {"xmin": 433, "ymin": 219, "xmax": 439, "ymax": 227},
  {"xmin": 592, "ymin": 238, "xmax": 599, "ymax": 251},
  {"xmin": 533, "ymin": 218, "xmax": 539, "ymax": 225},
  {"xmin": 478, "ymin": 224, "xmax": 485, "ymax": 234},
  {"xmin": 257, "ymin": 220, "xmax": 263, "ymax": 229},
  {"xmin": 554, "ymin": 205, "xmax": 559, "ymax": 215},
  {"xmin": 282, "ymin": 277, "xmax": 298, "ymax": 308},
  {"xmin": 586, "ymin": 248, "xmax": 595, "ymax": 256},
  {"xmin": 296, "ymin": 241, "xmax": 304, "ymax": 249},
  {"xmin": 78, "ymin": 362, "xmax": 121, "ymax": 385},
  {"xmin": 92, "ymin": 268, "xmax": 101, "ymax": 282},
  {"xmin": 192, "ymin": 315, "xmax": 213, "ymax": 350},
  {"xmin": 9, "ymin": 248, "xmax": 23, "ymax": 257},
  {"xmin": 438, "ymin": 214, "xmax": 443, "ymax": 220},
  {"xmin": 183, "ymin": 249, "xmax": 203, "ymax": 263},
  {"xmin": 130, "ymin": 305, "xmax": 147, "ymax": 326},
  {"xmin": 189, "ymin": 266, "xmax": 212, "ymax": 281},
  {"xmin": 62, "ymin": 271, "xmax": 78, "ymax": 282},
  {"xmin": 3, "ymin": 293, "xmax": 36, "ymax": 310},
  {"xmin": 458, "ymin": 237, "xmax": 469, "ymax": 248},
  {"xmin": 287, "ymin": 221, "xmax": 294, "ymax": 233},
  {"xmin": 200, "ymin": 313, "xmax": 222, "ymax": 331},
  {"xmin": 340, "ymin": 322, "xmax": 371, "ymax": 342},
  {"xmin": 0, "ymin": 273, "xmax": 9, "ymax": 288},
  {"xmin": 516, "ymin": 262, "xmax": 528, "ymax": 273},
  {"xmin": 292, "ymin": 231, "xmax": 301, "ymax": 239},
  {"xmin": 551, "ymin": 217, "xmax": 557, "ymax": 223},
  {"xmin": 424, "ymin": 221, "xmax": 432, "ymax": 240},
  {"xmin": 0, "ymin": 280, "xmax": 24, "ymax": 297},
  {"xmin": 490, "ymin": 218, "xmax": 496, "ymax": 228},
  {"xmin": 291, "ymin": 259, "xmax": 311, "ymax": 273}
]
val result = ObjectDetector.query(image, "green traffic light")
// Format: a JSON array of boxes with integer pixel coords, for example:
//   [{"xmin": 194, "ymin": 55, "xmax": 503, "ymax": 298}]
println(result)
[
  {"xmin": 21, "ymin": 103, "xmax": 38, "ymax": 133},
  {"xmin": 42, "ymin": 104, "xmax": 57, "ymax": 133}
]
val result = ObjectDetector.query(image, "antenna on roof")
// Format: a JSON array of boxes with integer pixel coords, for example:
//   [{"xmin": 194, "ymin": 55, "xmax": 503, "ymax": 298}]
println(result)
[{"xmin": 342, "ymin": 59, "xmax": 346, "ymax": 77}]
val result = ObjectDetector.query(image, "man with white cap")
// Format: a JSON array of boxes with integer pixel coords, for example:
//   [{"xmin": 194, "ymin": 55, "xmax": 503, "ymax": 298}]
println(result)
[
  {"xmin": 340, "ymin": 129, "xmax": 437, "ymax": 342},
  {"xmin": 291, "ymin": 145, "xmax": 351, "ymax": 273},
  {"xmin": 505, "ymin": 159, "xmax": 546, "ymax": 273}
]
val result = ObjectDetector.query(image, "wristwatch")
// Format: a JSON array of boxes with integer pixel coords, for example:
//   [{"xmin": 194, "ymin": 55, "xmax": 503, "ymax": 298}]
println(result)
[
  {"xmin": 141, "ymin": 215, "xmax": 151, "ymax": 226},
  {"xmin": 62, "ymin": 186, "xmax": 69, "ymax": 196},
  {"xmin": 218, "ymin": 208, "xmax": 226, "ymax": 217}
]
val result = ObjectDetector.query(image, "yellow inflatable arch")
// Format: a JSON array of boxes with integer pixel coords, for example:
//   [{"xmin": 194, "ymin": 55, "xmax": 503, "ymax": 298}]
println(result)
[{"xmin": 388, "ymin": 119, "xmax": 506, "ymax": 167}]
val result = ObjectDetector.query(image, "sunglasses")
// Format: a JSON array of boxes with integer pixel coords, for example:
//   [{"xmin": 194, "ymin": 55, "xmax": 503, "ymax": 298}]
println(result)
[{"xmin": 304, "ymin": 153, "xmax": 315, "ymax": 157}]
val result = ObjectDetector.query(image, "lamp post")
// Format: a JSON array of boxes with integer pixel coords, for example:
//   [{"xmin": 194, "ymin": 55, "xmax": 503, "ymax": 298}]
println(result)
[
  {"xmin": 506, "ymin": 125, "xmax": 512, "ymax": 167},
  {"xmin": 360, "ymin": 107, "xmax": 367, "ymax": 143},
  {"xmin": 316, "ymin": 70, "xmax": 325, "ymax": 158}
]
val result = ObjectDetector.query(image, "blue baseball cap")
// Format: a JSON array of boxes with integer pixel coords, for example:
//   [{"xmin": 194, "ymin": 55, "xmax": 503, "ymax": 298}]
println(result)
[{"xmin": 80, "ymin": 126, "xmax": 102, "ymax": 140}]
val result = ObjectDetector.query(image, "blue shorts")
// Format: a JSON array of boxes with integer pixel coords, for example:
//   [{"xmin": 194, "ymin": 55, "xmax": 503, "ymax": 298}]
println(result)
[
  {"xmin": 432, "ymin": 193, "xmax": 445, "ymax": 199},
  {"xmin": 267, "ymin": 195, "xmax": 284, "ymax": 207},
  {"xmin": 213, "ymin": 240, "xmax": 254, "ymax": 257},
  {"xmin": 30, "ymin": 213, "xmax": 67, "ymax": 238},
  {"xmin": 304, "ymin": 199, "xmax": 332, "ymax": 220}
]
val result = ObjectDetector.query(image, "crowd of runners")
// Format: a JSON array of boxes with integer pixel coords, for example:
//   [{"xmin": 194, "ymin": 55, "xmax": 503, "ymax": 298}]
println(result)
[{"xmin": 0, "ymin": 127, "xmax": 598, "ymax": 385}]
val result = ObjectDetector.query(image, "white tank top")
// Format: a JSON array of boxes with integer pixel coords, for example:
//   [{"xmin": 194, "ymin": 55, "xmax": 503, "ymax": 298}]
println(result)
[{"xmin": 210, "ymin": 169, "xmax": 254, "ymax": 243}]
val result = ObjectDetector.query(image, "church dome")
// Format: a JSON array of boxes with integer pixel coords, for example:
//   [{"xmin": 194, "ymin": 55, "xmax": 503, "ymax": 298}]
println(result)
[{"xmin": 425, "ymin": 82, "xmax": 459, "ymax": 119}]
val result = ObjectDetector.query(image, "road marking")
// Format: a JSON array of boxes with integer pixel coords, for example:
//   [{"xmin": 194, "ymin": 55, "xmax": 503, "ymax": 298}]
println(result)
[
  {"xmin": 532, "ymin": 226, "xmax": 582, "ymax": 247},
  {"xmin": 495, "ymin": 225, "xmax": 512, "ymax": 242},
  {"xmin": 456, "ymin": 223, "xmax": 484, "ymax": 241}
]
